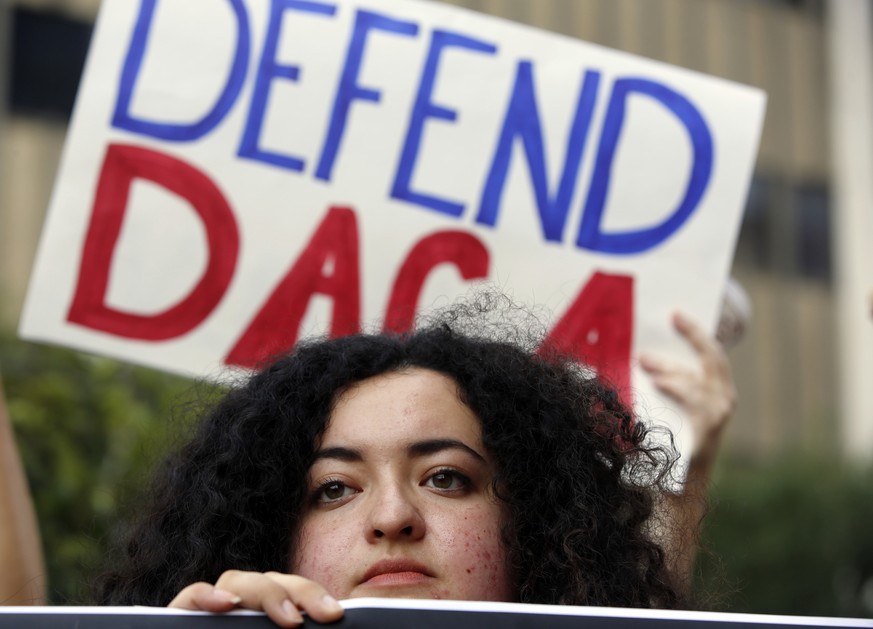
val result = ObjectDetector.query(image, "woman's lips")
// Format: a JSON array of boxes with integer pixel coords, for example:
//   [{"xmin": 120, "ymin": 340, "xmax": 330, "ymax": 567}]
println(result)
[
  {"xmin": 363, "ymin": 571, "xmax": 431, "ymax": 586},
  {"xmin": 361, "ymin": 560, "xmax": 433, "ymax": 587}
]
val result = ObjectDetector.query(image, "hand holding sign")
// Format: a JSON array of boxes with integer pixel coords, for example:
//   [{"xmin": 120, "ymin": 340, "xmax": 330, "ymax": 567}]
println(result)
[
  {"xmin": 640, "ymin": 310, "xmax": 738, "ymax": 587},
  {"xmin": 169, "ymin": 571, "xmax": 344, "ymax": 627},
  {"xmin": 640, "ymin": 312, "xmax": 737, "ymax": 462}
]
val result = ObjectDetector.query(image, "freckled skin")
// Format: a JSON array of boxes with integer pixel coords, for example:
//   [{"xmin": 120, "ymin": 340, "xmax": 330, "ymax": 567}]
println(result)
[{"xmin": 291, "ymin": 369, "xmax": 515, "ymax": 602}]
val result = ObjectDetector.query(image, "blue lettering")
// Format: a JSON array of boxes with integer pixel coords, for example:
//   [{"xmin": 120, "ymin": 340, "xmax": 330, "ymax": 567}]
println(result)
[
  {"xmin": 113, "ymin": 0, "xmax": 251, "ymax": 141},
  {"xmin": 391, "ymin": 30, "xmax": 497, "ymax": 217},
  {"xmin": 238, "ymin": 0, "xmax": 336, "ymax": 171},
  {"xmin": 576, "ymin": 78, "xmax": 714, "ymax": 254},
  {"xmin": 315, "ymin": 10, "xmax": 418, "ymax": 181},
  {"xmin": 477, "ymin": 63, "xmax": 600, "ymax": 242}
]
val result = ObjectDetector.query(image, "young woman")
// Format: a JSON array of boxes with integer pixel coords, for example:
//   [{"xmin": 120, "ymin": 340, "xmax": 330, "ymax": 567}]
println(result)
[{"xmin": 95, "ymin": 313, "xmax": 689, "ymax": 626}]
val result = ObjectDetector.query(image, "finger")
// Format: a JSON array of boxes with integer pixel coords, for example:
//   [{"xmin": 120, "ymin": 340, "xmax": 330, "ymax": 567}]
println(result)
[
  {"xmin": 214, "ymin": 571, "xmax": 345, "ymax": 626},
  {"xmin": 638, "ymin": 352, "xmax": 663, "ymax": 373},
  {"xmin": 672, "ymin": 312, "xmax": 714, "ymax": 357},
  {"xmin": 638, "ymin": 352, "xmax": 686, "ymax": 376},
  {"xmin": 264, "ymin": 573, "xmax": 344, "ymax": 623},
  {"xmin": 214, "ymin": 571, "xmax": 305, "ymax": 627},
  {"xmin": 648, "ymin": 370, "xmax": 698, "ymax": 406},
  {"xmin": 168, "ymin": 582, "xmax": 241, "ymax": 612},
  {"xmin": 673, "ymin": 312, "xmax": 731, "ymax": 379}
]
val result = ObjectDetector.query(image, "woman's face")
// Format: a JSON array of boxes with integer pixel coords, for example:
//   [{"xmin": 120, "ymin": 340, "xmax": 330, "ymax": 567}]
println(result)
[{"xmin": 291, "ymin": 368, "xmax": 514, "ymax": 602}]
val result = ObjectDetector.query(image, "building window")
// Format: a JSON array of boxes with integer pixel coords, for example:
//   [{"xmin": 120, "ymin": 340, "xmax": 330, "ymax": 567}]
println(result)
[{"xmin": 8, "ymin": 7, "xmax": 93, "ymax": 120}]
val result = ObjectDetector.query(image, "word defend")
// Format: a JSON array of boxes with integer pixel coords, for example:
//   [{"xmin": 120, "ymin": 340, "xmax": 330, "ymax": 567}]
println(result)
[{"xmin": 113, "ymin": 0, "xmax": 713, "ymax": 254}]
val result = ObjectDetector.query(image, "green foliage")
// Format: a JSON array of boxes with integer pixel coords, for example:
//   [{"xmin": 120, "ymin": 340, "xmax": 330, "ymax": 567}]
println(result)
[
  {"xmin": 1, "ymin": 334, "xmax": 220, "ymax": 604},
  {"xmin": 695, "ymin": 455, "xmax": 873, "ymax": 618}
]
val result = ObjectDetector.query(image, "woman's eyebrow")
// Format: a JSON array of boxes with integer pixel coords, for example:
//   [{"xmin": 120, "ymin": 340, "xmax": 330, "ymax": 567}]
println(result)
[
  {"xmin": 312, "ymin": 440, "xmax": 486, "ymax": 463},
  {"xmin": 312, "ymin": 446, "xmax": 362, "ymax": 462},
  {"xmin": 408, "ymin": 439, "xmax": 485, "ymax": 462}
]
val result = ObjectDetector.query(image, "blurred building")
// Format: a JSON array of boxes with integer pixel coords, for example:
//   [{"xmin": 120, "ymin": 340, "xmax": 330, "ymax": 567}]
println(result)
[{"xmin": 1, "ymin": 0, "xmax": 869, "ymax": 460}]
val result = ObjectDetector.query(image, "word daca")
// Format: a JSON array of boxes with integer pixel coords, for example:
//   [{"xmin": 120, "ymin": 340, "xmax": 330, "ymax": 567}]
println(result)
[
  {"xmin": 115, "ymin": 0, "xmax": 714, "ymax": 255},
  {"xmin": 67, "ymin": 144, "xmax": 635, "ymax": 405}
]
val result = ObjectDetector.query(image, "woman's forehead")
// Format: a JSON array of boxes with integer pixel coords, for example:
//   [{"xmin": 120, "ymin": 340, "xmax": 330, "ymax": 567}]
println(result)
[{"xmin": 321, "ymin": 368, "xmax": 483, "ymax": 450}]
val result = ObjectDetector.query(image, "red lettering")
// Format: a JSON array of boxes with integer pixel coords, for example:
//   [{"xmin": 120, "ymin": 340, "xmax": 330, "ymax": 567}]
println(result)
[
  {"xmin": 539, "ymin": 271, "xmax": 633, "ymax": 407},
  {"xmin": 383, "ymin": 231, "xmax": 489, "ymax": 334},
  {"xmin": 225, "ymin": 206, "xmax": 360, "ymax": 368},
  {"xmin": 67, "ymin": 143, "xmax": 239, "ymax": 340}
]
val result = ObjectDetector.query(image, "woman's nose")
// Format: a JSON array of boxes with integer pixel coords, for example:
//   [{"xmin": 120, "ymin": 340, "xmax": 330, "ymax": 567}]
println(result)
[{"xmin": 365, "ymin": 484, "xmax": 426, "ymax": 542}]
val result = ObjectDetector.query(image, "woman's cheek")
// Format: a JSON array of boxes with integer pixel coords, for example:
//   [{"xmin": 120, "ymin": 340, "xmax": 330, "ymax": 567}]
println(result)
[
  {"xmin": 449, "ymin": 509, "xmax": 515, "ymax": 601},
  {"xmin": 292, "ymin": 521, "xmax": 355, "ymax": 597}
]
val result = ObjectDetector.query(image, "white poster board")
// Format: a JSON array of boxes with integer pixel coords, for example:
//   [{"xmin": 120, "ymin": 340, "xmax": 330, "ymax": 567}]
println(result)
[{"xmin": 20, "ymin": 0, "xmax": 766, "ymax": 458}]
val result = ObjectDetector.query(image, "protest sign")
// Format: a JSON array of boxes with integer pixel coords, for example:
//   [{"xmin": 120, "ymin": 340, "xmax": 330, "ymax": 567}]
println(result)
[
  {"xmin": 20, "ymin": 0, "xmax": 765, "ymax": 456},
  {"xmin": 2, "ymin": 600, "xmax": 870, "ymax": 629}
]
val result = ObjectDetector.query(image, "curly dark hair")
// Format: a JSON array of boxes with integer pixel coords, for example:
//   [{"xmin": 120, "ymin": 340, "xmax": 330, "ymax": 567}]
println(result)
[{"xmin": 95, "ymin": 313, "xmax": 682, "ymax": 609}]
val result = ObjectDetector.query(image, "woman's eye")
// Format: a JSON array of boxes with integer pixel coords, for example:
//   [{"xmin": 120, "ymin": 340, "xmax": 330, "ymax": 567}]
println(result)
[
  {"xmin": 316, "ymin": 481, "xmax": 355, "ymax": 503},
  {"xmin": 425, "ymin": 470, "xmax": 470, "ymax": 491}
]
